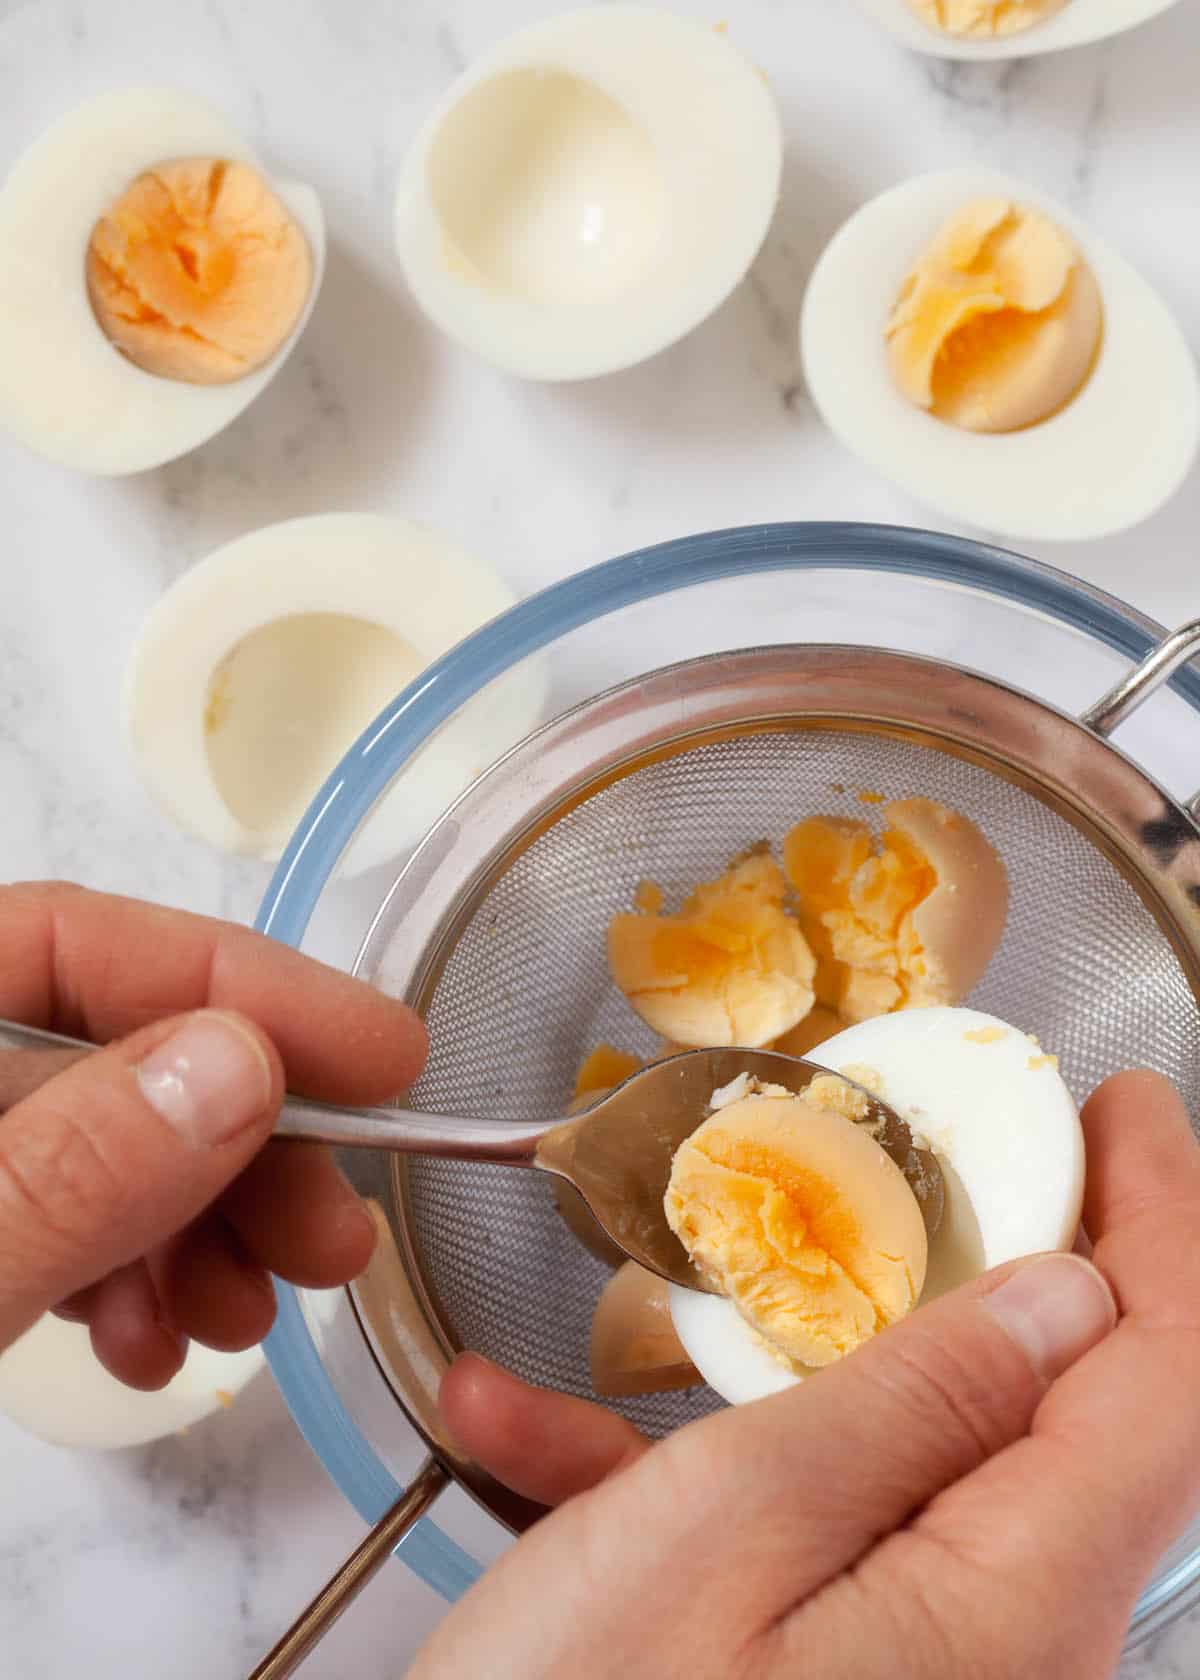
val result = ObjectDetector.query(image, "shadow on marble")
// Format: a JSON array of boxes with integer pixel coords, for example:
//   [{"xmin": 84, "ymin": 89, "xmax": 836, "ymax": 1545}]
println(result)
[
  {"xmin": 533, "ymin": 146, "xmax": 867, "ymax": 449},
  {"xmin": 126, "ymin": 238, "xmax": 439, "ymax": 567}
]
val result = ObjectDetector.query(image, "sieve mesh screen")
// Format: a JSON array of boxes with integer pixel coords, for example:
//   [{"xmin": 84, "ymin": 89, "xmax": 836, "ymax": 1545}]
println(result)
[{"xmin": 395, "ymin": 728, "xmax": 1196, "ymax": 1435}]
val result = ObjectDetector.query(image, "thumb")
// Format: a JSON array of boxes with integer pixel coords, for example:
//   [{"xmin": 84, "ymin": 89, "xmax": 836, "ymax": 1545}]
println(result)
[
  {"xmin": 0, "ymin": 1010, "xmax": 281, "ymax": 1349},
  {"xmin": 635, "ymin": 1252, "xmax": 1119, "ymax": 1633}
]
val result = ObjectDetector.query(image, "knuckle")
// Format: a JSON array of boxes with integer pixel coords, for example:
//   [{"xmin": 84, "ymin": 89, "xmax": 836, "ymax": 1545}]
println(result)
[
  {"xmin": 870, "ymin": 1326, "xmax": 1031, "ymax": 1468},
  {"xmin": 0, "ymin": 1103, "xmax": 131, "ymax": 1248}
]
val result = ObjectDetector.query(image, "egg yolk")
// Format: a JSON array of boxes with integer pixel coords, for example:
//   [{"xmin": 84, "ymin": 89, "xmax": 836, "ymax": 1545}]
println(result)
[
  {"xmin": 907, "ymin": 0, "xmax": 1070, "ymax": 35},
  {"xmin": 87, "ymin": 158, "xmax": 311, "ymax": 385},
  {"xmin": 886, "ymin": 197, "xmax": 1102, "ymax": 433},
  {"xmin": 665, "ymin": 1090, "xmax": 927, "ymax": 1369},
  {"xmin": 783, "ymin": 815, "xmax": 939, "ymax": 1022},
  {"xmin": 607, "ymin": 851, "xmax": 816, "ymax": 1048}
]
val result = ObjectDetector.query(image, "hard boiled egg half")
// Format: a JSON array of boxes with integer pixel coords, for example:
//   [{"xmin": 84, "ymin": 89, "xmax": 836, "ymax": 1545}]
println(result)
[
  {"xmin": 0, "ymin": 88, "xmax": 325, "ymax": 475},
  {"xmin": 395, "ymin": 7, "xmax": 782, "ymax": 380},
  {"xmin": 801, "ymin": 168, "xmax": 1199, "ymax": 542},
  {"xmin": 0, "ymin": 1312, "xmax": 262, "ymax": 1449},
  {"xmin": 853, "ymin": 0, "xmax": 1186, "ymax": 60},
  {"xmin": 669, "ymin": 1007, "xmax": 1085, "ymax": 1405},
  {"xmin": 123, "ymin": 514, "xmax": 546, "ymax": 877}
]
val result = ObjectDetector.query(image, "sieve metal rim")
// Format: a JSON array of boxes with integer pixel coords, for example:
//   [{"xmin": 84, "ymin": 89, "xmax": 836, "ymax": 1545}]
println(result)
[{"xmin": 346, "ymin": 638, "xmax": 1200, "ymax": 1539}]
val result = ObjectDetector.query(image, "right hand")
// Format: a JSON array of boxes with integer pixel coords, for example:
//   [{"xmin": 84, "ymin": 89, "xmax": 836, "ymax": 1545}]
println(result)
[{"xmin": 413, "ymin": 1070, "xmax": 1200, "ymax": 1680}]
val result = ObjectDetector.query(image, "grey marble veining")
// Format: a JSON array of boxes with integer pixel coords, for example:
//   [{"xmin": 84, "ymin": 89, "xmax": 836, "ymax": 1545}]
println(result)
[{"xmin": 0, "ymin": 0, "xmax": 1199, "ymax": 1674}]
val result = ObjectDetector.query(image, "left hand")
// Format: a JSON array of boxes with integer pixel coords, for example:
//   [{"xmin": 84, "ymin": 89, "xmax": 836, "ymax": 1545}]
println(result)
[{"xmin": 0, "ymin": 881, "xmax": 427, "ymax": 1390}]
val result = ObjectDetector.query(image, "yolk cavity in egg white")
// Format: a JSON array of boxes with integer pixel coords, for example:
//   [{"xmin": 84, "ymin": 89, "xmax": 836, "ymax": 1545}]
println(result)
[
  {"xmin": 395, "ymin": 6, "xmax": 782, "ymax": 380},
  {"xmin": 123, "ymin": 514, "xmax": 546, "ymax": 877},
  {"xmin": 429, "ymin": 69, "xmax": 666, "ymax": 308},
  {"xmin": 204, "ymin": 614, "xmax": 425, "ymax": 849}
]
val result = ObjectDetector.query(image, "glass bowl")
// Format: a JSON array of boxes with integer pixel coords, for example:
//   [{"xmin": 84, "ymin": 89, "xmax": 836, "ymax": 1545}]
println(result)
[{"xmin": 259, "ymin": 521, "xmax": 1200, "ymax": 1645}]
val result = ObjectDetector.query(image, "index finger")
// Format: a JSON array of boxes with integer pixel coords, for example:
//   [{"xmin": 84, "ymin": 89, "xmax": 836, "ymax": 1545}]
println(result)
[{"xmin": 0, "ymin": 882, "xmax": 426, "ymax": 1102}]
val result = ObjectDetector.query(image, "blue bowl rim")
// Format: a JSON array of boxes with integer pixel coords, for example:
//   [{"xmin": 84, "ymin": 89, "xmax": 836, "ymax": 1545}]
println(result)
[{"xmin": 257, "ymin": 520, "xmax": 1200, "ymax": 1630}]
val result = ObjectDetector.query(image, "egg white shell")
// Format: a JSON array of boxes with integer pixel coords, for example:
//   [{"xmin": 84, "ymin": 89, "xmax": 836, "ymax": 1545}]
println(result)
[
  {"xmin": 670, "ymin": 1006, "xmax": 1084, "ymax": 1405},
  {"xmin": 0, "ymin": 1313, "xmax": 263, "ymax": 1449},
  {"xmin": 122, "ymin": 514, "xmax": 547, "ymax": 877},
  {"xmin": 0, "ymin": 88, "xmax": 326, "ymax": 476},
  {"xmin": 395, "ymin": 6, "xmax": 782, "ymax": 381},
  {"xmin": 800, "ymin": 168, "xmax": 1199, "ymax": 542},
  {"xmin": 852, "ymin": 0, "xmax": 1185, "ymax": 60}
]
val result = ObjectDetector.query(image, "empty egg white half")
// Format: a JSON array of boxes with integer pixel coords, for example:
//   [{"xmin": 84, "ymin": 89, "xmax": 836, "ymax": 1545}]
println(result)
[
  {"xmin": 123, "ymin": 514, "xmax": 546, "ymax": 877},
  {"xmin": 852, "ymin": 0, "xmax": 1185, "ymax": 59},
  {"xmin": 395, "ymin": 6, "xmax": 782, "ymax": 381},
  {"xmin": 0, "ymin": 1312, "xmax": 263, "ymax": 1449},
  {"xmin": 800, "ymin": 168, "xmax": 1199, "ymax": 542},
  {"xmin": 670, "ymin": 1006, "xmax": 1085, "ymax": 1405},
  {"xmin": 0, "ymin": 88, "xmax": 325, "ymax": 476}
]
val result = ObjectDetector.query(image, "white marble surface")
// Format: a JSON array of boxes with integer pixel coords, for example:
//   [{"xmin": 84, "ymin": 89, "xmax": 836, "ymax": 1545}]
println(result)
[{"xmin": 0, "ymin": 0, "xmax": 1198, "ymax": 1674}]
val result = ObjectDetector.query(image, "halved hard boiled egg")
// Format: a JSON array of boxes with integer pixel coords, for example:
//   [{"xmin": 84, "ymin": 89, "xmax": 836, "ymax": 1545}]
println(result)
[
  {"xmin": 123, "ymin": 514, "xmax": 546, "ymax": 876},
  {"xmin": 853, "ymin": 0, "xmax": 1185, "ymax": 58},
  {"xmin": 0, "ymin": 88, "xmax": 324, "ymax": 475},
  {"xmin": 670, "ymin": 1007, "xmax": 1085, "ymax": 1404},
  {"xmin": 801, "ymin": 169, "xmax": 1199, "ymax": 542},
  {"xmin": 395, "ymin": 7, "xmax": 782, "ymax": 381},
  {"xmin": 0, "ymin": 1312, "xmax": 263, "ymax": 1449}
]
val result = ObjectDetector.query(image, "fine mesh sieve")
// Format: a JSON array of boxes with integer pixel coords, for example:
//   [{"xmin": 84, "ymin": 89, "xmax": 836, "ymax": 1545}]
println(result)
[
  {"xmin": 250, "ymin": 627, "xmax": 1200, "ymax": 1679},
  {"xmin": 401, "ymin": 730, "xmax": 1193, "ymax": 1429},
  {"xmin": 340, "ymin": 637, "xmax": 1200, "ymax": 1505}
]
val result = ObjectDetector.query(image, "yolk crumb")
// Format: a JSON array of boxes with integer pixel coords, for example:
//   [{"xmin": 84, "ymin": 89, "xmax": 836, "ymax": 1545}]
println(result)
[
  {"xmin": 87, "ymin": 157, "xmax": 311, "ymax": 385},
  {"xmin": 965, "ymin": 1025, "xmax": 1007, "ymax": 1044},
  {"xmin": 907, "ymin": 0, "xmax": 1069, "ymax": 36}
]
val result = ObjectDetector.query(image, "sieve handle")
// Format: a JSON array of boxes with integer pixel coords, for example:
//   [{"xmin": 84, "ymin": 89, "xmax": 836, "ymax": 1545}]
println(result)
[{"xmin": 0, "ymin": 1018, "xmax": 553, "ymax": 1163}]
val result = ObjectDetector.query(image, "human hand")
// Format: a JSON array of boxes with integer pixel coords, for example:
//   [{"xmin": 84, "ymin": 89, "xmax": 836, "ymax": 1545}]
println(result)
[
  {"xmin": 414, "ymin": 1070, "xmax": 1200, "ymax": 1680},
  {"xmin": 0, "ymin": 881, "xmax": 426, "ymax": 1390}
]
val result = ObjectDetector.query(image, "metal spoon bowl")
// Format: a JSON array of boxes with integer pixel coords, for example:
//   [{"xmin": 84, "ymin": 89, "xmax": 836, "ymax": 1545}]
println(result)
[{"xmin": 0, "ymin": 1023, "xmax": 942, "ymax": 1291}]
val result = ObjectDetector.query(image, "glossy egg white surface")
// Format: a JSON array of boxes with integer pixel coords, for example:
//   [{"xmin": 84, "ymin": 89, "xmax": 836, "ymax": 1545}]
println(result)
[
  {"xmin": 122, "ymin": 514, "xmax": 547, "ymax": 877},
  {"xmin": 0, "ymin": 88, "xmax": 325, "ymax": 476},
  {"xmin": 0, "ymin": 1313, "xmax": 263, "ymax": 1450},
  {"xmin": 671, "ymin": 1007, "xmax": 1085, "ymax": 1404},
  {"xmin": 852, "ymin": 0, "xmax": 1185, "ymax": 60},
  {"xmin": 801, "ymin": 168, "xmax": 1199, "ymax": 543},
  {"xmin": 395, "ymin": 6, "xmax": 782, "ymax": 381}
]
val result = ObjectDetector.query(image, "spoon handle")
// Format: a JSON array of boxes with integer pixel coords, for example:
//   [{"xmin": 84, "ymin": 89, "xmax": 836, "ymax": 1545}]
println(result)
[{"xmin": 0, "ymin": 1017, "xmax": 551, "ymax": 1164}]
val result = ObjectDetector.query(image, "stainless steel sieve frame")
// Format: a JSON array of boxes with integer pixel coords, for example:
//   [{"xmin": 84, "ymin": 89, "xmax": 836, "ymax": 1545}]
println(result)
[{"xmin": 336, "ymin": 630, "xmax": 1200, "ymax": 1537}]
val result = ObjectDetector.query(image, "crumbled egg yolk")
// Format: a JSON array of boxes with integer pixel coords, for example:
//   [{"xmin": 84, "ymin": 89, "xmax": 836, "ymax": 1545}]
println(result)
[
  {"xmin": 782, "ymin": 799, "xmax": 1007, "ymax": 1024},
  {"xmin": 607, "ymin": 851, "xmax": 816, "ymax": 1048},
  {"xmin": 907, "ymin": 0, "xmax": 1069, "ymax": 36},
  {"xmin": 886, "ymin": 197, "xmax": 1102, "ymax": 433},
  {"xmin": 572, "ymin": 1043, "xmax": 642, "ymax": 1101},
  {"xmin": 665, "ymin": 1084, "xmax": 927, "ymax": 1369},
  {"xmin": 965, "ymin": 1025, "xmax": 1008, "ymax": 1044},
  {"xmin": 87, "ymin": 158, "xmax": 311, "ymax": 384},
  {"xmin": 783, "ymin": 814, "xmax": 935, "ymax": 1022}
]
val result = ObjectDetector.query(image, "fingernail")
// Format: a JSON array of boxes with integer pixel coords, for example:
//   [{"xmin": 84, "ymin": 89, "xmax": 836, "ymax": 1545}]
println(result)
[
  {"xmin": 983, "ymin": 1253, "xmax": 1117, "ymax": 1383},
  {"xmin": 137, "ymin": 1012, "xmax": 272, "ymax": 1149}
]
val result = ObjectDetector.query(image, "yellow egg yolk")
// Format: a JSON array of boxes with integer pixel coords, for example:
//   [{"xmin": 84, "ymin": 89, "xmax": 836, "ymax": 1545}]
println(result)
[
  {"xmin": 907, "ymin": 0, "xmax": 1070, "ymax": 35},
  {"xmin": 665, "ymin": 1090, "xmax": 927, "ymax": 1369},
  {"xmin": 573, "ymin": 1043, "xmax": 643, "ymax": 1100},
  {"xmin": 87, "ymin": 158, "xmax": 311, "ymax": 384},
  {"xmin": 607, "ymin": 851, "xmax": 816, "ymax": 1048},
  {"xmin": 886, "ymin": 197, "xmax": 1102, "ymax": 433},
  {"xmin": 783, "ymin": 814, "xmax": 938, "ymax": 1022}
]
